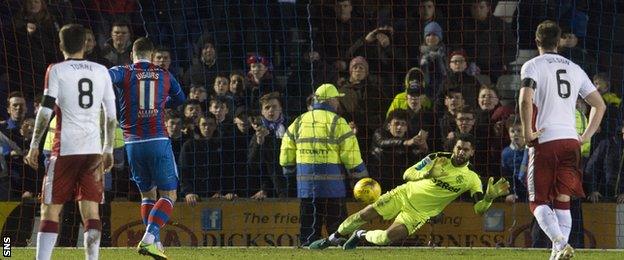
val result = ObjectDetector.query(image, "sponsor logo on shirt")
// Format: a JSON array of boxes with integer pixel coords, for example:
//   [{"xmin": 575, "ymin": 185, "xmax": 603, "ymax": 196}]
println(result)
[{"xmin": 432, "ymin": 178, "xmax": 461, "ymax": 193}]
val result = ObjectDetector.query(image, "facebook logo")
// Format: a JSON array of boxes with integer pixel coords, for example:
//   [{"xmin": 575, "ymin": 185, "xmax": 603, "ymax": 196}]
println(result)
[{"xmin": 201, "ymin": 208, "xmax": 222, "ymax": 231}]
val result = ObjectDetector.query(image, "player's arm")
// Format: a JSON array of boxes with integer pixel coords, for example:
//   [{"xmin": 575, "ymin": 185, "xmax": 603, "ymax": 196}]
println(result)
[
  {"xmin": 472, "ymin": 177, "xmax": 510, "ymax": 215},
  {"xmin": 166, "ymin": 72, "xmax": 186, "ymax": 108},
  {"xmin": 580, "ymin": 90, "xmax": 606, "ymax": 144},
  {"xmin": 403, "ymin": 153, "xmax": 448, "ymax": 181},
  {"xmin": 518, "ymin": 78, "xmax": 539, "ymax": 145},
  {"xmin": 102, "ymin": 73, "xmax": 118, "ymax": 155},
  {"xmin": 108, "ymin": 66, "xmax": 125, "ymax": 85}
]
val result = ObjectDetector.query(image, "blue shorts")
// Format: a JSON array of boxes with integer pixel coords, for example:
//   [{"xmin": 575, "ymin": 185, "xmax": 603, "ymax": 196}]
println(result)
[{"xmin": 126, "ymin": 138, "xmax": 178, "ymax": 192}]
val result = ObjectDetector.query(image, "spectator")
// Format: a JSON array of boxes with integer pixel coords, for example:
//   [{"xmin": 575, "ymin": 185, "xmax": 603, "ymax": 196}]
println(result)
[
  {"xmin": 338, "ymin": 56, "xmax": 388, "ymax": 149},
  {"xmin": 84, "ymin": 28, "xmax": 112, "ymax": 67},
  {"xmin": 181, "ymin": 99, "xmax": 203, "ymax": 125},
  {"xmin": 229, "ymin": 71, "xmax": 249, "ymax": 110},
  {"xmin": 179, "ymin": 114, "xmax": 222, "ymax": 204},
  {"xmin": 419, "ymin": 21, "xmax": 448, "ymax": 101},
  {"xmin": 435, "ymin": 88, "xmax": 464, "ymax": 150},
  {"xmin": 212, "ymin": 75, "xmax": 236, "ymax": 119},
  {"xmin": 0, "ymin": 130, "xmax": 22, "ymax": 201},
  {"xmin": 228, "ymin": 109, "xmax": 258, "ymax": 197},
  {"xmin": 151, "ymin": 46, "xmax": 183, "ymax": 81},
  {"xmin": 247, "ymin": 55, "xmax": 281, "ymax": 111},
  {"xmin": 590, "ymin": 73, "xmax": 621, "ymax": 143},
  {"xmin": 386, "ymin": 67, "xmax": 431, "ymax": 114},
  {"xmin": 501, "ymin": 116, "xmax": 528, "ymax": 203},
  {"xmin": 445, "ymin": 49, "xmax": 481, "ymax": 108},
  {"xmin": 208, "ymin": 97, "xmax": 233, "ymax": 137},
  {"xmin": 475, "ymin": 86, "xmax": 509, "ymax": 177},
  {"xmin": 585, "ymin": 73, "xmax": 623, "ymax": 204},
  {"xmin": 189, "ymin": 85, "xmax": 208, "ymax": 105},
  {"xmin": 185, "ymin": 35, "xmax": 235, "ymax": 90},
  {"xmin": 1, "ymin": 92, "xmax": 28, "ymax": 134},
  {"xmin": 248, "ymin": 92, "xmax": 294, "ymax": 198},
  {"xmin": 101, "ymin": 20, "xmax": 133, "ymax": 66},
  {"xmin": 444, "ymin": 107, "xmax": 477, "ymax": 151},
  {"xmin": 313, "ymin": 0, "xmax": 369, "ymax": 73},
  {"xmin": 348, "ymin": 26, "xmax": 408, "ymax": 88},
  {"xmin": 286, "ymin": 49, "xmax": 339, "ymax": 115},
  {"xmin": 449, "ymin": 0, "xmax": 516, "ymax": 81},
  {"xmin": 558, "ymin": 28, "xmax": 596, "ymax": 76},
  {"xmin": 9, "ymin": 1, "xmax": 60, "ymax": 99},
  {"xmin": 165, "ymin": 111, "xmax": 186, "ymax": 164},
  {"xmin": 370, "ymin": 109, "xmax": 427, "ymax": 192}
]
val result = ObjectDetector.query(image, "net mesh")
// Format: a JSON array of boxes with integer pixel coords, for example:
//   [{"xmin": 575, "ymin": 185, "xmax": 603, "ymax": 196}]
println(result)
[{"xmin": 0, "ymin": 0, "xmax": 622, "ymax": 248}]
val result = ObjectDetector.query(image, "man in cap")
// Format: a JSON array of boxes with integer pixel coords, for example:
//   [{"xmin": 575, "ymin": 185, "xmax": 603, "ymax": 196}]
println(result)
[{"xmin": 280, "ymin": 83, "xmax": 369, "ymax": 246}]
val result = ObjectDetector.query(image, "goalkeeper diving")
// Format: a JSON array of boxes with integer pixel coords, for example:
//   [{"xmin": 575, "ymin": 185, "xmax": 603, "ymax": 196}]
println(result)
[{"xmin": 309, "ymin": 133, "xmax": 510, "ymax": 250}]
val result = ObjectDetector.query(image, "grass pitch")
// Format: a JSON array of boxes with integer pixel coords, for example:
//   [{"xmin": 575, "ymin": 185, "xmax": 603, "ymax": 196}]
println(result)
[{"xmin": 8, "ymin": 247, "xmax": 624, "ymax": 260}]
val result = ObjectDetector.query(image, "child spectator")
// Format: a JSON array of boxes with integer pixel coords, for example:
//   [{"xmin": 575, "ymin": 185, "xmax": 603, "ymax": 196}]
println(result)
[{"xmin": 501, "ymin": 115, "xmax": 528, "ymax": 203}]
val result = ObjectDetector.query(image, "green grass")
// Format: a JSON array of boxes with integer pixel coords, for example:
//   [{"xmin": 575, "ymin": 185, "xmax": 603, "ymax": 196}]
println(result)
[{"xmin": 8, "ymin": 247, "xmax": 624, "ymax": 260}]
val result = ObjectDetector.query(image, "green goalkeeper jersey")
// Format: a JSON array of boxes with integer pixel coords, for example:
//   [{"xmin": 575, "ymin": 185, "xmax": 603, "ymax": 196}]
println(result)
[{"xmin": 400, "ymin": 152, "xmax": 483, "ymax": 220}]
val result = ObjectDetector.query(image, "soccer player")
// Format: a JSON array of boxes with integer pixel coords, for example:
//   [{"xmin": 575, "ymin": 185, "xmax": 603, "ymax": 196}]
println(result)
[
  {"xmin": 308, "ymin": 134, "xmax": 510, "ymax": 250},
  {"xmin": 24, "ymin": 24, "xmax": 117, "ymax": 260},
  {"xmin": 519, "ymin": 20, "xmax": 605, "ymax": 260},
  {"xmin": 109, "ymin": 37, "xmax": 185, "ymax": 259}
]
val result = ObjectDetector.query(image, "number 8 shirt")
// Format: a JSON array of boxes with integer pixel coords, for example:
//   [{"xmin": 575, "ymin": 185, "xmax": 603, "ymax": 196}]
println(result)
[
  {"xmin": 520, "ymin": 52, "xmax": 597, "ymax": 144},
  {"xmin": 44, "ymin": 59, "xmax": 115, "ymax": 156}
]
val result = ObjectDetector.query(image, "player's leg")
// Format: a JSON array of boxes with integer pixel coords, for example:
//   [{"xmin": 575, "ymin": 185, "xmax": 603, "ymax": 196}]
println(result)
[
  {"xmin": 76, "ymin": 154, "xmax": 105, "ymax": 260},
  {"xmin": 527, "ymin": 143, "xmax": 567, "ymax": 256},
  {"xmin": 310, "ymin": 187, "xmax": 403, "ymax": 249},
  {"xmin": 78, "ymin": 201, "xmax": 102, "ymax": 260},
  {"xmin": 140, "ymin": 140, "xmax": 177, "ymax": 258},
  {"xmin": 37, "ymin": 203, "xmax": 63, "ymax": 260},
  {"xmin": 552, "ymin": 140, "xmax": 584, "ymax": 259},
  {"xmin": 37, "ymin": 156, "xmax": 75, "ymax": 260},
  {"xmin": 361, "ymin": 221, "xmax": 409, "ymax": 246},
  {"xmin": 344, "ymin": 210, "xmax": 424, "ymax": 249}
]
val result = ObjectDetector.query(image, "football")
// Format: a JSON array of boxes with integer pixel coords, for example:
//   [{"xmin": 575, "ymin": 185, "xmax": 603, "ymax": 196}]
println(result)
[{"xmin": 353, "ymin": 178, "xmax": 382, "ymax": 204}]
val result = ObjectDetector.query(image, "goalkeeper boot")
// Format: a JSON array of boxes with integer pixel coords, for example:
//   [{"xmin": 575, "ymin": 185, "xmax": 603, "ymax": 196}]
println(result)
[
  {"xmin": 137, "ymin": 241, "xmax": 168, "ymax": 260},
  {"xmin": 308, "ymin": 238, "xmax": 332, "ymax": 250},
  {"xmin": 343, "ymin": 230, "xmax": 365, "ymax": 250},
  {"xmin": 554, "ymin": 244, "xmax": 574, "ymax": 260}
]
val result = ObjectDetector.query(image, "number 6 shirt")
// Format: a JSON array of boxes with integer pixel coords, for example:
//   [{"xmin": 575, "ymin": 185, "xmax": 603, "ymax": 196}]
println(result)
[
  {"xmin": 44, "ymin": 59, "xmax": 115, "ymax": 156},
  {"xmin": 520, "ymin": 52, "xmax": 597, "ymax": 144}
]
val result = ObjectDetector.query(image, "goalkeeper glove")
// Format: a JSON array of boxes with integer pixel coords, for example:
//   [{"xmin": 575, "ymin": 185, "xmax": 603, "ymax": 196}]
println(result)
[{"xmin": 484, "ymin": 177, "xmax": 510, "ymax": 201}]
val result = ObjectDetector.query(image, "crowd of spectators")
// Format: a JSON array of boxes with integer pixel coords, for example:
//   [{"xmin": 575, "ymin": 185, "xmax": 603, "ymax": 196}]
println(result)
[{"xmin": 0, "ymin": 0, "xmax": 623, "ymax": 223}]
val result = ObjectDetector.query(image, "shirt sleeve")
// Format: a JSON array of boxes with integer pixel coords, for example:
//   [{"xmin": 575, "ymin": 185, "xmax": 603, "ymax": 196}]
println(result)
[
  {"xmin": 578, "ymin": 68, "xmax": 597, "ymax": 98},
  {"xmin": 520, "ymin": 61, "xmax": 536, "ymax": 83},
  {"xmin": 108, "ymin": 66, "xmax": 125, "ymax": 85},
  {"xmin": 43, "ymin": 65, "xmax": 59, "ymax": 98},
  {"xmin": 469, "ymin": 172, "xmax": 484, "ymax": 197}
]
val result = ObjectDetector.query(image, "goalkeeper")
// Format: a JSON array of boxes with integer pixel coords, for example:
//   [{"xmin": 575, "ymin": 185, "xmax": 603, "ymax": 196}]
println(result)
[{"xmin": 309, "ymin": 133, "xmax": 510, "ymax": 250}]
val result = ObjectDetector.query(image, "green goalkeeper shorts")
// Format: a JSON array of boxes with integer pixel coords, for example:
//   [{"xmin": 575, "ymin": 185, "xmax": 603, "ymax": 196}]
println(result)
[{"xmin": 371, "ymin": 183, "xmax": 426, "ymax": 235}]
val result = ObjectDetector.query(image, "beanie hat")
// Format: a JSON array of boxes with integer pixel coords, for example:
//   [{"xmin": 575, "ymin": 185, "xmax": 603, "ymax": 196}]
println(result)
[
  {"xmin": 349, "ymin": 56, "xmax": 369, "ymax": 73},
  {"xmin": 424, "ymin": 21, "xmax": 443, "ymax": 40}
]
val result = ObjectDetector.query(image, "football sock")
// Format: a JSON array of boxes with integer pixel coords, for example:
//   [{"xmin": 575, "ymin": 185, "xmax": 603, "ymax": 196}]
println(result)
[
  {"xmin": 141, "ymin": 199, "xmax": 158, "ymax": 243},
  {"xmin": 36, "ymin": 220, "xmax": 59, "ymax": 260},
  {"xmin": 337, "ymin": 213, "xmax": 366, "ymax": 236},
  {"xmin": 554, "ymin": 209, "xmax": 572, "ymax": 243},
  {"xmin": 140, "ymin": 199, "xmax": 156, "ymax": 225},
  {"xmin": 83, "ymin": 219, "xmax": 102, "ymax": 260},
  {"xmin": 533, "ymin": 205, "xmax": 565, "ymax": 251},
  {"xmin": 142, "ymin": 197, "xmax": 174, "ymax": 244},
  {"xmin": 364, "ymin": 230, "xmax": 391, "ymax": 245}
]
